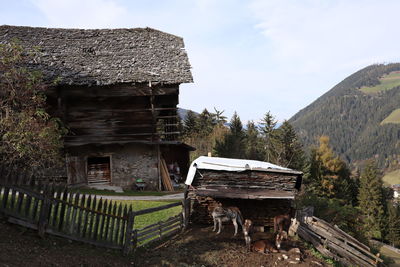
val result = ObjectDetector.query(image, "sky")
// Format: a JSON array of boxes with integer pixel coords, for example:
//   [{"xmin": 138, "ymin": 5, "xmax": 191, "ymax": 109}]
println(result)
[{"xmin": 1, "ymin": 0, "xmax": 400, "ymax": 122}]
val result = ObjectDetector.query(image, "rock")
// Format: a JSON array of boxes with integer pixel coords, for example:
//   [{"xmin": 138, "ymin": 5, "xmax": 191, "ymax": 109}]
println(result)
[
  {"xmin": 288, "ymin": 248, "xmax": 301, "ymax": 255},
  {"xmin": 311, "ymin": 261, "xmax": 323, "ymax": 266}
]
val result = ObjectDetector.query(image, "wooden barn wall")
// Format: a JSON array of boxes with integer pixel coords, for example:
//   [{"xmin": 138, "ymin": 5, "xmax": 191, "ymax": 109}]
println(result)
[
  {"xmin": 67, "ymin": 143, "xmax": 159, "ymax": 189},
  {"xmin": 47, "ymin": 83, "xmax": 181, "ymax": 146},
  {"xmin": 187, "ymin": 193, "xmax": 292, "ymax": 228}
]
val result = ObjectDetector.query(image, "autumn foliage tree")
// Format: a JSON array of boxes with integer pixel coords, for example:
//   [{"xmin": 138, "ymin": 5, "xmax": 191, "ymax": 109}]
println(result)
[
  {"xmin": 0, "ymin": 42, "xmax": 65, "ymax": 172},
  {"xmin": 304, "ymin": 136, "xmax": 356, "ymax": 203}
]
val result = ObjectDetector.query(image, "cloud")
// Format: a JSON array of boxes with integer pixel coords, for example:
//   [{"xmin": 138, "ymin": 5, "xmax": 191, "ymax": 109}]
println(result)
[
  {"xmin": 23, "ymin": 0, "xmax": 400, "ymax": 122},
  {"xmin": 250, "ymin": 0, "xmax": 400, "ymax": 74},
  {"xmin": 30, "ymin": 0, "xmax": 127, "ymax": 28}
]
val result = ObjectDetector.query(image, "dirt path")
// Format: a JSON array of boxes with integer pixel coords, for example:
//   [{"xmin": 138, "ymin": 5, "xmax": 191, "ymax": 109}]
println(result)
[
  {"xmin": 135, "ymin": 226, "xmax": 328, "ymax": 267},
  {"xmin": 0, "ymin": 215, "xmax": 327, "ymax": 267}
]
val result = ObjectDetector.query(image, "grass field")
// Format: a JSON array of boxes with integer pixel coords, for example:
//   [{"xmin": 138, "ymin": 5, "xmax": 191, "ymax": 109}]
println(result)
[
  {"xmin": 381, "ymin": 108, "xmax": 400, "ymax": 125},
  {"xmin": 0, "ymin": 190, "xmax": 181, "ymax": 230},
  {"xmin": 116, "ymin": 200, "xmax": 181, "ymax": 229},
  {"xmin": 360, "ymin": 71, "xmax": 400, "ymax": 94},
  {"xmin": 71, "ymin": 188, "xmax": 181, "ymax": 197},
  {"xmin": 382, "ymin": 169, "xmax": 400, "ymax": 186}
]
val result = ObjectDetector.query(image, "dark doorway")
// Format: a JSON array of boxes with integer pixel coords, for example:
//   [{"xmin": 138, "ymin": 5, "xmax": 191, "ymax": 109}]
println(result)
[{"xmin": 87, "ymin": 156, "xmax": 111, "ymax": 185}]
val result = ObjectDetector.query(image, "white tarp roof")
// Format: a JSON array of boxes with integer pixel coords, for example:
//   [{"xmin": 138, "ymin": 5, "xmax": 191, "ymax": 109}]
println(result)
[{"xmin": 185, "ymin": 156, "xmax": 297, "ymax": 185}]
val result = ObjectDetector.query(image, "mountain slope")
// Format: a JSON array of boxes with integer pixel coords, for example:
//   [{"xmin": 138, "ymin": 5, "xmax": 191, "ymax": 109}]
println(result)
[{"xmin": 289, "ymin": 63, "xmax": 400, "ymax": 168}]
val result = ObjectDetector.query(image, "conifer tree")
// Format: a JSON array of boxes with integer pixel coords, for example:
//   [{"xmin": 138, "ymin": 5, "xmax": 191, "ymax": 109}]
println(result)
[
  {"xmin": 276, "ymin": 120, "xmax": 305, "ymax": 170},
  {"xmin": 213, "ymin": 107, "xmax": 227, "ymax": 125},
  {"xmin": 387, "ymin": 204, "xmax": 400, "ymax": 247},
  {"xmin": 245, "ymin": 121, "xmax": 263, "ymax": 160},
  {"xmin": 260, "ymin": 111, "xmax": 278, "ymax": 163},
  {"xmin": 303, "ymin": 148, "xmax": 323, "ymax": 196},
  {"xmin": 304, "ymin": 136, "xmax": 354, "ymax": 201},
  {"xmin": 196, "ymin": 109, "xmax": 215, "ymax": 137},
  {"xmin": 358, "ymin": 161, "xmax": 385, "ymax": 239},
  {"xmin": 214, "ymin": 112, "xmax": 245, "ymax": 158},
  {"xmin": 183, "ymin": 110, "xmax": 198, "ymax": 137}
]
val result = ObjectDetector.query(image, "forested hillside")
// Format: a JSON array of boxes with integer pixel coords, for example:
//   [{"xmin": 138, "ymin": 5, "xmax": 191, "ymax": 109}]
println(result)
[{"xmin": 289, "ymin": 63, "xmax": 400, "ymax": 169}]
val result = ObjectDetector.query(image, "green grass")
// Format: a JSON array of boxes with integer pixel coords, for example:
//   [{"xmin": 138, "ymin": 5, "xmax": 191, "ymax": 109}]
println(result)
[
  {"xmin": 114, "ymin": 200, "xmax": 181, "ymax": 229},
  {"xmin": 0, "ymin": 189, "xmax": 181, "ymax": 230},
  {"xmin": 382, "ymin": 170, "xmax": 400, "ymax": 186},
  {"xmin": 304, "ymin": 242, "xmax": 342, "ymax": 266},
  {"xmin": 379, "ymin": 245, "xmax": 400, "ymax": 266},
  {"xmin": 70, "ymin": 188, "xmax": 182, "ymax": 197},
  {"xmin": 360, "ymin": 71, "xmax": 400, "ymax": 94},
  {"xmin": 381, "ymin": 109, "xmax": 400, "ymax": 125}
]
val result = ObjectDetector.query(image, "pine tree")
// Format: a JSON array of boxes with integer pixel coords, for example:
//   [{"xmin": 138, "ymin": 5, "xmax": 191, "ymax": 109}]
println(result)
[
  {"xmin": 183, "ymin": 110, "xmax": 198, "ymax": 137},
  {"xmin": 245, "ymin": 121, "xmax": 264, "ymax": 160},
  {"xmin": 213, "ymin": 112, "xmax": 245, "ymax": 158},
  {"xmin": 303, "ymin": 148, "xmax": 323, "ymax": 196},
  {"xmin": 387, "ymin": 204, "xmax": 400, "ymax": 247},
  {"xmin": 276, "ymin": 120, "xmax": 305, "ymax": 170},
  {"xmin": 213, "ymin": 107, "xmax": 227, "ymax": 125},
  {"xmin": 196, "ymin": 109, "xmax": 215, "ymax": 137},
  {"xmin": 260, "ymin": 111, "xmax": 278, "ymax": 163},
  {"xmin": 358, "ymin": 160, "xmax": 385, "ymax": 239}
]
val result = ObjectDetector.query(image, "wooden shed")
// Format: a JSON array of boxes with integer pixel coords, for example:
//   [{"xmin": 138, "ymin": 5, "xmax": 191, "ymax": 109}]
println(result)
[
  {"xmin": 0, "ymin": 25, "xmax": 194, "ymax": 189},
  {"xmin": 184, "ymin": 156, "xmax": 303, "ymax": 229}
]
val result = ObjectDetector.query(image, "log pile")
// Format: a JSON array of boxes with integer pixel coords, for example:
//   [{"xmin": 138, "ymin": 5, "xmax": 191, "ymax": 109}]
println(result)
[{"xmin": 291, "ymin": 207, "xmax": 383, "ymax": 267}]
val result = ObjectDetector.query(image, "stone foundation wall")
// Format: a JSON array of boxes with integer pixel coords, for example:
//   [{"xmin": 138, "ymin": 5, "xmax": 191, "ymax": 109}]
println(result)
[
  {"xmin": 111, "ymin": 144, "xmax": 159, "ymax": 189},
  {"xmin": 66, "ymin": 143, "xmax": 159, "ymax": 190}
]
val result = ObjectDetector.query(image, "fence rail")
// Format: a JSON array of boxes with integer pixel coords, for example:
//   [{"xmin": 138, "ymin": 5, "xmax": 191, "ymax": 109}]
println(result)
[
  {"xmin": 0, "ymin": 165, "xmax": 188, "ymax": 254},
  {"xmin": 290, "ymin": 207, "xmax": 382, "ymax": 267}
]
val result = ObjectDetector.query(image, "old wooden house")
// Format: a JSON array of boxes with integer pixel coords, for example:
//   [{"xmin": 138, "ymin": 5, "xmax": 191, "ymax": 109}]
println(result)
[
  {"xmin": 0, "ymin": 25, "xmax": 194, "ymax": 189},
  {"xmin": 184, "ymin": 156, "xmax": 303, "ymax": 228}
]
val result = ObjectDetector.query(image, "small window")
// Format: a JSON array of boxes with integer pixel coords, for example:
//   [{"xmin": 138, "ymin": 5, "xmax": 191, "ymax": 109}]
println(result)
[{"xmin": 87, "ymin": 156, "xmax": 111, "ymax": 184}]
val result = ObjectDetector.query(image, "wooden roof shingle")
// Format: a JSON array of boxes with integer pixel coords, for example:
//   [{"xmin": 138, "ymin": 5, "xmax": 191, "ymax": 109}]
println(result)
[{"xmin": 0, "ymin": 25, "xmax": 193, "ymax": 86}]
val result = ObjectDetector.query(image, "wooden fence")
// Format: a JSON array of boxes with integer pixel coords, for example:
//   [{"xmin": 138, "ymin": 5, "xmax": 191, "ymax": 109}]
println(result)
[
  {"xmin": 0, "ymin": 166, "xmax": 189, "ymax": 255},
  {"xmin": 290, "ymin": 207, "xmax": 383, "ymax": 267}
]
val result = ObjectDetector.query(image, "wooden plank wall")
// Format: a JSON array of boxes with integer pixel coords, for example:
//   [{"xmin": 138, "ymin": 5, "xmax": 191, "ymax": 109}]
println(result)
[
  {"xmin": 56, "ymin": 83, "xmax": 181, "ymax": 146},
  {"xmin": 193, "ymin": 170, "xmax": 298, "ymax": 191}
]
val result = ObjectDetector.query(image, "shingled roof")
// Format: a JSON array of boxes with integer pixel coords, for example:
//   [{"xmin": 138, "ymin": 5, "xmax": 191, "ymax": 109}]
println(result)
[{"xmin": 0, "ymin": 25, "xmax": 193, "ymax": 86}]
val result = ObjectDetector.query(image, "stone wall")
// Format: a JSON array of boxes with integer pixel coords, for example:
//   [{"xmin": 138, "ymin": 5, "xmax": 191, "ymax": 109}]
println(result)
[
  {"xmin": 111, "ymin": 144, "xmax": 159, "ymax": 189},
  {"xmin": 66, "ymin": 143, "xmax": 159, "ymax": 190}
]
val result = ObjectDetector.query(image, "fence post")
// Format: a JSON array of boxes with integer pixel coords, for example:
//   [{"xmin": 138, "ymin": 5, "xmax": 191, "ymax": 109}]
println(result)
[
  {"xmin": 181, "ymin": 200, "xmax": 185, "ymax": 230},
  {"xmin": 182, "ymin": 198, "xmax": 190, "ymax": 230},
  {"xmin": 131, "ymin": 229, "xmax": 138, "ymax": 251},
  {"xmin": 123, "ymin": 211, "xmax": 135, "ymax": 255},
  {"xmin": 38, "ymin": 183, "xmax": 51, "ymax": 237}
]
